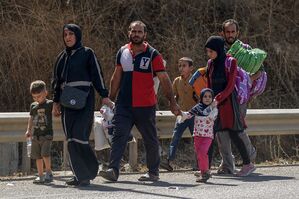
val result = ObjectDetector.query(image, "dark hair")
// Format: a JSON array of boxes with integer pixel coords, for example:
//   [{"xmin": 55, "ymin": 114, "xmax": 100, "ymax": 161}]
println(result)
[
  {"xmin": 179, "ymin": 57, "xmax": 193, "ymax": 67},
  {"xmin": 222, "ymin": 19, "xmax": 239, "ymax": 32},
  {"xmin": 30, "ymin": 80, "xmax": 46, "ymax": 94},
  {"xmin": 129, "ymin": 20, "xmax": 147, "ymax": 32}
]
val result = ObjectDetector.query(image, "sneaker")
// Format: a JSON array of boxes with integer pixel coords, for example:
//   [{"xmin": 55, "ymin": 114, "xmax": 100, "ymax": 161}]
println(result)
[
  {"xmin": 196, "ymin": 171, "xmax": 211, "ymax": 183},
  {"xmin": 194, "ymin": 170, "xmax": 211, "ymax": 177},
  {"xmin": 33, "ymin": 176, "xmax": 45, "ymax": 184},
  {"xmin": 217, "ymin": 167, "xmax": 233, "ymax": 175},
  {"xmin": 66, "ymin": 177, "xmax": 80, "ymax": 186},
  {"xmin": 138, "ymin": 172, "xmax": 159, "ymax": 182},
  {"xmin": 194, "ymin": 171, "xmax": 200, "ymax": 177},
  {"xmin": 160, "ymin": 160, "xmax": 173, "ymax": 172},
  {"xmin": 99, "ymin": 168, "xmax": 118, "ymax": 182},
  {"xmin": 78, "ymin": 180, "xmax": 90, "ymax": 186},
  {"xmin": 236, "ymin": 163, "xmax": 256, "ymax": 177},
  {"xmin": 45, "ymin": 172, "xmax": 53, "ymax": 183},
  {"xmin": 65, "ymin": 177, "xmax": 90, "ymax": 186}
]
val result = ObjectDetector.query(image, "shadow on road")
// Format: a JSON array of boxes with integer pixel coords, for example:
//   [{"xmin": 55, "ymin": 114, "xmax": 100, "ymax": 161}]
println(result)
[
  {"xmin": 27, "ymin": 177, "xmax": 194, "ymax": 199},
  {"xmin": 76, "ymin": 182, "xmax": 193, "ymax": 199},
  {"xmin": 213, "ymin": 172, "xmax": 295, "ymax": 182}
]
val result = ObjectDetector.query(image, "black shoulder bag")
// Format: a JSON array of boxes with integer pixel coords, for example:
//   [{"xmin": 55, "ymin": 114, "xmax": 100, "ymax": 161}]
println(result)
[{"xmin": 60, "ymin": 53, "xmax": 90, "ymax": 110}]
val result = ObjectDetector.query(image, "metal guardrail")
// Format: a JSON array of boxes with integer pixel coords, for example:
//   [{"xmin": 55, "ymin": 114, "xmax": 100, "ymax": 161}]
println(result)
[{"xmin": 1, "ymin": 109, "xmax": 299, "ymax": 172}]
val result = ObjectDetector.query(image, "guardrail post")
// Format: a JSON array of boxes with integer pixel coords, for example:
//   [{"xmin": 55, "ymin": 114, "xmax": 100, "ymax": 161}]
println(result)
[
  {"xmin": 0, "ymin": 143, "xmax": 18, "ymax": 175},
  {"xmin": 21, "ymin": 142, "xmax": 31, "ymax": 174},
  {"xmin": 129, "ymin": 139, "xmax": 138, "ymax": 170}
]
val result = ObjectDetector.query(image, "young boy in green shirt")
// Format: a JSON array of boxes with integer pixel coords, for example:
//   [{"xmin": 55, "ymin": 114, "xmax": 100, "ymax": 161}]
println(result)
[{"xmin": 25, "ymin": 80, "xmax": 54, "ymax": 184}]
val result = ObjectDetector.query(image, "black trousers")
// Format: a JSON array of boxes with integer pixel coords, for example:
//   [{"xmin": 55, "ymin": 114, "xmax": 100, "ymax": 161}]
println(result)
[
  {"xmin": 109, "ymin": 105, "xmax": 160, "ymax": 176},
  {"xmin": 62, "ymin": 91, "xmax": 98, "ymax": 181}
]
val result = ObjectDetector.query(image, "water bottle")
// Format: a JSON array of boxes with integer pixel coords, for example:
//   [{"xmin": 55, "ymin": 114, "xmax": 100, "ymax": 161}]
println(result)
[{"xmin": 26, "ymin": 137, "xmax": 32, "ymax": 158}]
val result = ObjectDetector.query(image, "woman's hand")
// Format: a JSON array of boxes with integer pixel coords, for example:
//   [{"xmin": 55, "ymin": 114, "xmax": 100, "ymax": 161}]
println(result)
[
  {"xmin": 211, "ymin": 100, "xmax": 218, "ymax": 108},
  {"xmin": 52, "ymin": 102, "xmax": 61, "ymax": 117}
]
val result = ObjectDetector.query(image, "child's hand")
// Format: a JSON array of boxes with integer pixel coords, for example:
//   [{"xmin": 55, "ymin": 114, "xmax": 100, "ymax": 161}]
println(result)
[
  {"xmin": 25, "ymin": 130, "xmax": 32, "ymax": 138},
  {"xmin": 177, "ymin": 112, "xmax": 188, "ymax": 123},
  {"xmin": 52, "ymin": 102, "xmax": 61, "ymax": 117}
]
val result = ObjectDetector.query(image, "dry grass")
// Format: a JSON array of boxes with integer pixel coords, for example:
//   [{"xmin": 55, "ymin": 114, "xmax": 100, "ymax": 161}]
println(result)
[{"xmin": 1, "ymin": 0, "xmax": 298, "ymax": 110}]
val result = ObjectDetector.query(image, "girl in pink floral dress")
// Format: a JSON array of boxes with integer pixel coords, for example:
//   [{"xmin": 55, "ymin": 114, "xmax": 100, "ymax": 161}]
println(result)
[{"xmin": 178, "ymin": 88, "xmax": 217, "ymax": 182}]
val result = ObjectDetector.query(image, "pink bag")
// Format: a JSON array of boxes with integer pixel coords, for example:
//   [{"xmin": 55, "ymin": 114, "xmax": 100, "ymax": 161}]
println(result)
[
  {"xmin": 225, "ymin": 57, "xmax": 251, "ymax": 104},
  {"xmin": 207, "ymin": 57, "xmax": 251, "ymax": 105},
  {"xmin": 250, "ymin": 71, "xmax": 267, "ymax": 99}
]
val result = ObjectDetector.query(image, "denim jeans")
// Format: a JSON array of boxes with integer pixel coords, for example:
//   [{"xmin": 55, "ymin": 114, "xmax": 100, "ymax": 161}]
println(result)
[{"xmin": 168, "ymin": 117, "xmax": 194, "ymax": 161}]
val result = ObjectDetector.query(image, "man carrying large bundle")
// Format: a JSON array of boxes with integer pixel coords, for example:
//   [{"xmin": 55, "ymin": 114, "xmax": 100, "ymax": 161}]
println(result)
[{"xmin": 216, "ymin": 19, "xmax": 266, "ymax": 174}]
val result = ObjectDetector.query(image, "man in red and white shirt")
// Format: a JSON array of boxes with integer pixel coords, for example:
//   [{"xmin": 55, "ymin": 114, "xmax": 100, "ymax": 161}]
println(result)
[{"xmin": 99, "ymin": 20, "xmax": 180, "ymax": 182}]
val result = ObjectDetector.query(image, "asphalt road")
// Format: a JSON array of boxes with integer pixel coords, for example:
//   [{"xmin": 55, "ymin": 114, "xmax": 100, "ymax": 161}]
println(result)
[{"xmin": 1, "ymin": 165, "xmax": 298, "ymax": 199}]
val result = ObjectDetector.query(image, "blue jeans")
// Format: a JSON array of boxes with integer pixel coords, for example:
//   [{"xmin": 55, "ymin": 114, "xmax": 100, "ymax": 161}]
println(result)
[{"xmin": 168, "ymin": 117, "xmax": 194, "ymax": 161}]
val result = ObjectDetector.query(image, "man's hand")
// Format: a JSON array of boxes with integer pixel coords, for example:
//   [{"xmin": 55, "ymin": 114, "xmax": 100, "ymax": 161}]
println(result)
[
  {"xmin": 170, "ymin": 100, "xmax": 181, "ymax": 116},
  {"xmin": 157, "ymin": 71, "xmax": 181, "ymax": 116},
  {"xmin": 52, "ymin": 102, "xmax": 61, "ymax": 117},
  {"xmin": 102, "ymin": 97, "xmax": 115, "ymax": 109}
]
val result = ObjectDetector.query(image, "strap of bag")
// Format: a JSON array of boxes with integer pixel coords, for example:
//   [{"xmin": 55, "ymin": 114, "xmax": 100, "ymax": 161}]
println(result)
[{"xmin": 60, "ymin": 48, "xmax": 91, "ymax": 94}]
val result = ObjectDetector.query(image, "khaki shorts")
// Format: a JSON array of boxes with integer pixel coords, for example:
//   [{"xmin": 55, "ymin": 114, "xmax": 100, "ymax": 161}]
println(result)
[{"xmin": 31, "ymin": 135, "xmax": 53, "ymax": 159}]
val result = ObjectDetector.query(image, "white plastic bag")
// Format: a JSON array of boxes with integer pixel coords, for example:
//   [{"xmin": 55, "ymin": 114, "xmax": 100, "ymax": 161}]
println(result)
[{"xmin": 94, "ymin": 116, "xmax": 111, "ymax": 151}]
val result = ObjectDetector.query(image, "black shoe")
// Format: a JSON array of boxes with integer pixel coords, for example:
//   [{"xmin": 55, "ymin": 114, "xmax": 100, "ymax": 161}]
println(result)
[
  {"xmin": 78, "ymin": 180, "xmax": 90, "ymax": 186},
  {"xmin": 138, "ymin": 172, "xmax": 159, "ymax": 181},
  {"xmin": 160, "ymin": 160, "xmax": 173, "ymax": 172},
  {"xmin": 196, "ymin": 172, "xmax": 211, "ymax": 183},
  {"xmin": 66, "ymin": 177, "xmax": 90, "ymax": 186},
  {"xmin": 66, "ymin": 177, "xmax": 80, "ymax": 186},
  {"xmin": 99, "ymin": 168, "xmax": 118, "ymax": 182},
  {"xmin": 217, "ymin": 167, "xmax": 233, "ymax": 175}
]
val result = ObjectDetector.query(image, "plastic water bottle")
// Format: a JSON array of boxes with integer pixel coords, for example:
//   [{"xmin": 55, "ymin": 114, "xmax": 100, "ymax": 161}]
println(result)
[{"xmin": 26, "ymin": 137, "xmax": 32, "ymax": 158}]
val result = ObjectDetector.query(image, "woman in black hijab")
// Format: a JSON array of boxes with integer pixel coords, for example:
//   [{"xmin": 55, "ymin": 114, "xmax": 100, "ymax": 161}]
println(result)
[
  {"xmin": 205, "ymin": 36, "xmax": 255, "ymax": 176},
  {"xmin": 52, "ymin": 24, "xmax": 113, "ymax": 186}
]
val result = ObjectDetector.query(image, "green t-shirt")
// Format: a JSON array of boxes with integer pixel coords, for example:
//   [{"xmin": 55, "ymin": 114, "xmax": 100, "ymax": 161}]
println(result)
[{"xmin": 30, "ymin": 99, "xmax": 53, "ymax": 136}]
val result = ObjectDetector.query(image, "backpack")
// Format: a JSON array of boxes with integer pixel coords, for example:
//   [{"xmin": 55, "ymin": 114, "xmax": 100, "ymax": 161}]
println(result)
[
  {"xmin": 228, "ymin": 40, "xmax": 267, "ymax": 74},
  {"xmin": 189, "ymin": 67, "xmax": 207, "ymax": 96}
]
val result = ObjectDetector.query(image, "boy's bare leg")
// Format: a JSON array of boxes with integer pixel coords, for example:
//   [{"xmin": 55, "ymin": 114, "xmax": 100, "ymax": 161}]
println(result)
[
  {"xmin": 36, "ymin": 159, "xmax": 44, "ymax": 176},
  {"xmin": 43, "ymin": 156, "xmax": 52, "ymax": 173}
]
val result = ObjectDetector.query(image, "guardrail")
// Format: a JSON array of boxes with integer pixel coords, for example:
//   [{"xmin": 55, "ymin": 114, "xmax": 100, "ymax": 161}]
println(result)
[{"xmin": 1, "ymin": 109, "xmax": 299, "ymax": 173}]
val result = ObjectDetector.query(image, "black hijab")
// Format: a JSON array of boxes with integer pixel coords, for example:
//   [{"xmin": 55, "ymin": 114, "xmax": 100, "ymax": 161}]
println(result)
[
  {"xmin": 63, "ymin": 24, "xmax": 83, "ymax": 54},
  {"xmin": 205, "ymin": 36, "xmax": 227, "ymax": 95}
]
